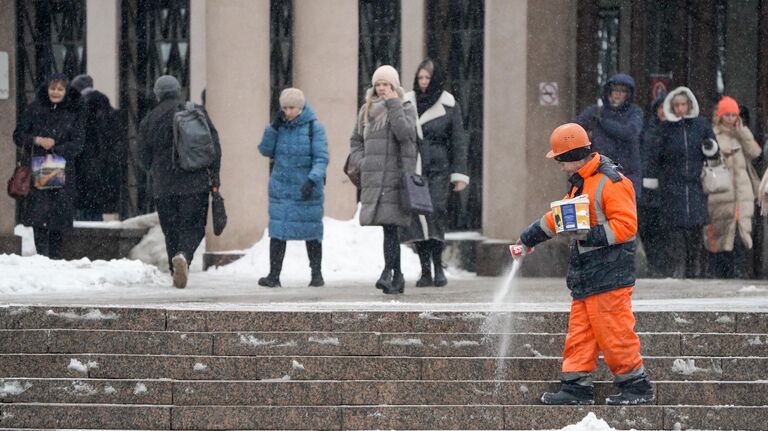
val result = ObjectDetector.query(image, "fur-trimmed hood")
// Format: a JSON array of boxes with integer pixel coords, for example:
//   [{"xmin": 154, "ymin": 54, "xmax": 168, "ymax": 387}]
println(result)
[{"xmin": 663, "ymin": 86, "xmax": 700, "ymax": 122}]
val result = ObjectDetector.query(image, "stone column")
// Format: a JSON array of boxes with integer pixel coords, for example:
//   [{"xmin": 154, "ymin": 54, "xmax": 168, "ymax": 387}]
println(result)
[
  {"xmin": 0, "ymin": 0, "xmax": 19, "ymax": 254},
  {"xmin": 189, "ymin": 0, "xmax": 207, "ymax": 105},
  {"xmin": 293, "ymin": 0, "xmax": 359, "ymax": 220},
  {"xmin": 86, "ymin": 0, "xmax": 119, "ymax": 106},
  {"xmin": 204, "ymin": 0, "xmax": 271, "ymax": 257},
  {"xmin": 401, "ymin": 0, "xmax": 425, "ymax": 83}
]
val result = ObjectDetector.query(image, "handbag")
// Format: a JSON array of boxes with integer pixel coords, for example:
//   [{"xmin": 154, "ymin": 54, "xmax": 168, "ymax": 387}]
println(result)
[
  {"xmin": 401, "ymin": 171, "xmax": 433, "ymax": 215},
  {"xmin": 211, "ymin": 190, "xmax": 227, "ymax": 236},
  {"xmin": 343, "ymin": 154, "xmax": 361, "ymax": 188},
  {"xmin": 6, "ymin": 145, "xmax": 32, "ymax": 199},
  {"xmin": 701, "ymin": 156, "xmax": 733, "ymax": 194}
]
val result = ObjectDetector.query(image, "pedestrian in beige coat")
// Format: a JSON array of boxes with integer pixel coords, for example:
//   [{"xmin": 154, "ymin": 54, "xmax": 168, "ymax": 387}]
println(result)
[{"xmin": 705, "ymin": 96, "xmax": 761, "ymax": 278}]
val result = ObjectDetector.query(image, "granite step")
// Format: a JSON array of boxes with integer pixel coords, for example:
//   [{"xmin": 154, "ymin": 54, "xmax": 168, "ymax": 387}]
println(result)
[
  {"xmin": 1, "ymin": 354, "xmax": 766, "ymax": 381},
  {"xmin": 5, "ymin": 329, "xmax": 766, "ymax": 357},
  {"xmin": 3, "ymin": 307, "xmax": 767, "ymax": 334},
  {"xmin": 3, "ymin": 378, "xmax": 766, "ymax": 407},
  {"xmin": 1, "ymin": 403, "xmax": 766, "ymax": 430}
]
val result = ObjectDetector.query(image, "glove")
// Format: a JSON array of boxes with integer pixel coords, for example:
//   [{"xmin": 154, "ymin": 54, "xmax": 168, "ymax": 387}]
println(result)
[
  {"xmin": 271, "ymin": 113, "xmax": 285, "ymax": 130},
  {"xmin": 300, "ymin": 179, "xmax": 316, "ymax": 200},
  {"xmin": 509, "ymin": 241, "xmax": 533, "ymax": 260}
]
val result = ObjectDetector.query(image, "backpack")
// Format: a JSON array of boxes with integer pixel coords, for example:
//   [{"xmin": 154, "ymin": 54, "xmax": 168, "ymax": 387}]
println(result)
[{"xmin": 173, "ymin": 101, "xmax": 216, "ymax": 171}]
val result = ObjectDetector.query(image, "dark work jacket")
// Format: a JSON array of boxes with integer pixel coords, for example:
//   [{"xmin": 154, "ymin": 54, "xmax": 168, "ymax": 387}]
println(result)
[
  {"xmin": 138, "ymin": 96, "xmax": 222, "ymax": 199},
  {"xmin": 75, "ymin": 90, "xmax": 125, "ymax": 213},
  {"xmin": 574, "ymin": 74, "xmax": 643, "ymax": 199},
  {"xmin": 13, "ymin": 84, "xmax": 84, "ymax": 230},
  {"xmin": 520, "ymin": 155, "xmax": 636, "ymax": 300}
]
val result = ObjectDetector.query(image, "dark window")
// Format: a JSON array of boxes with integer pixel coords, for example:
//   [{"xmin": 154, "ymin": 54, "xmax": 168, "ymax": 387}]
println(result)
[
  {"xmin": 16, "ymin": 0, "xmax": 86, "ymax": 113},
  {"xmin": 358, "ymin": 0, "xmax": 401, "ymax": 106},
  {"xmin": 596, "ymin": 7, "xmax": 620, "ymax": 99},
  {"xmin": 119, "ymin": 0, "xmax": 191, "ymax": 217},
  {"xmin": 270, "ymin": 0, "xmax": 293, "ymax": 114},
  {"xmin": 427, "ymin": 0, "xmax": 483, "ymax": 230}
]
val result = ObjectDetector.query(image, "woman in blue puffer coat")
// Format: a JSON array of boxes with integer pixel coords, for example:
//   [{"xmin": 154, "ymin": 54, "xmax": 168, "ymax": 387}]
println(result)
[
  {"xmin": 258, "ymin": 88, "xmax": 329, "ymax": 287},
  {"xmin": 644, "ymin": 87, "xmax": 718, "ymax": 279}
]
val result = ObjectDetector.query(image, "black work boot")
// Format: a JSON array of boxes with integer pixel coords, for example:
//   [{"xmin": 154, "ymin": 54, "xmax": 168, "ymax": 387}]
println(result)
[
  {"xmin": 415, "ymin": 243, "xmax": 433, "ymax": 287},
  {"xmin": 259, "ymin": 239, "xmax": 285, "ymax": 288},
  {"xmin": 258, "ymin": 273, "xmax": 281, "ymax": 288},
  {"xmin": 376, "ymin": 268, "xmax": 392, "ymax": 290},
  {"xmin": 309, "ymin": 271, "xmax": 325, "ymax": 287},
  {"xmin": 541, "ymin": 379, "xmax": 595, "ymax": 405},
  {"xmin": 432, "ymin": 241, "xmax": 447, "ymax": 287},
  {"xmin": 606, "ymin": 373, "xmax": 655, "ymax": 405},
  {"xmin": 384, "ymin": 270, "xmax": 405, "ymax": 294},
  {"xmin": 307, "ymin": 241, "xmax": 324, "ymax": 287}
]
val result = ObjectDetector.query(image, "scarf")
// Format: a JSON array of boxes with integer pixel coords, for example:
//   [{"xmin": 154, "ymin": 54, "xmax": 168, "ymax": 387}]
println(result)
[
  {"xmin": 414, "ymin": 66, "xmax": 446, "ymax": 116},
  {"xmin": 363, "ymin": 96, "xmax": 389, "ymax": 140}
]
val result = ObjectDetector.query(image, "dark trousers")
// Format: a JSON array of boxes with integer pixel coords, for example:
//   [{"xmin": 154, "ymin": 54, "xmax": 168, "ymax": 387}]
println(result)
[
  {"xmin": 666, "ymin": 226, "xmax": 705, "ymax": 278},
  {"xmin": 267, "ymin": 238, "xmax": 322, "ymax": 276},
  {"xmin": 707, "ymin": 235, "xmax": 749, "ymax": 279},
  {"xmin": 383, "ymin": 225, "xmax": 401, "ymax": 272},
  {"xmin": 415, "ymin": 239, "xmax": 444, "ymax": 274},
  {"xmin": 156, "ymin": 192, "xmax": 209, "ymax": 272},
  {"xmin": 638, "ymin": 205, "xmax": 665, "ymax": 276},
  {"xmin": 33, "ymin": 227, "xmax": 63, "ymax": 259}
]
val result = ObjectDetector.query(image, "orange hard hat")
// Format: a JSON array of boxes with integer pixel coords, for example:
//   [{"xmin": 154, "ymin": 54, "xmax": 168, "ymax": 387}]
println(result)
[{"xmin": 546, "ymin": 123, "xmax": 591, "ymax": 158}]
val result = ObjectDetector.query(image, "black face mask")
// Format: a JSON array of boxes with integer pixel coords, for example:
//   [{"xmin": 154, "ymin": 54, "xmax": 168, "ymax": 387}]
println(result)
[{"xmin": 554, "ymin": 147, "xmax": 591, "ymax": 162}]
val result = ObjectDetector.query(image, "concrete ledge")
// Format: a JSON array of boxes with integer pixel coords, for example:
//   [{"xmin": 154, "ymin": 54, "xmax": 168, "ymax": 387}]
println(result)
[
  {"xmin": 203, "ymin": 252, "xmax": 245, "ymax": 270},
  {"xmin": 0, "ymin": 234, "xmax": 21, "ymax": 255},
  {"xmin": 61, "ymin": 227, "xmax": 147, "ymax": 261}
]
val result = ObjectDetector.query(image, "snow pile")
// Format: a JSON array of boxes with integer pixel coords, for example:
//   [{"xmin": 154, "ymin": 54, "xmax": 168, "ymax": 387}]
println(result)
[
  {"xmin": 560, "ymin": 412, "xmax": 628, "ymax": 431},
  {"xmin": 13, "ymin": 225, "xmax": 35, "ymax": 256},
  {"xmin": 210, "ymin": 214, "xmax": 425, "ymax": 282},
  {"xmin": 0, "ymin": 253, "xmax": 168, "ymax": 295},
  {"xmin": 739, "ymin": 285, "xmax": 768, "ymax": 293}
]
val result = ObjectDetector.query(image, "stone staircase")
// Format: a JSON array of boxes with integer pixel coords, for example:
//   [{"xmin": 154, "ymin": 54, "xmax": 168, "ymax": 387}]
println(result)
[{"xmin": 1, "ymin": 306, "xmax": 767, "ymax": 430}]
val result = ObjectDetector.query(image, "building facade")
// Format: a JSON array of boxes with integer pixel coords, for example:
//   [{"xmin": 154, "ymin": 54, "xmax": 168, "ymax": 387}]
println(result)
[{"xmin": 1, "ymin": 0, "xmax": 767, "ymax": 274}]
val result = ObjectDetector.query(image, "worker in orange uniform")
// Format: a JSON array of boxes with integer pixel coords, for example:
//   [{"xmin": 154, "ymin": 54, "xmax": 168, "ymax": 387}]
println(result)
[{"xmin": 512, "ymin": 123, "xmax": 654, "ymax": 405}]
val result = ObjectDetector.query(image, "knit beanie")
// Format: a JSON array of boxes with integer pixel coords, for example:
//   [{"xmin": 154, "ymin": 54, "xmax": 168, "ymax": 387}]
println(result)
[
  {"xmin": 716, "ymin": 96, "xmax": 739, "ymax": 118},
  {"xmin": 279, "ymin": 88, "xmax": 305, "ymax": 108},
  {"xmin": 71, "ymin": 74, "xmax": 93, "ymax": 92},
  {"xmin": 153, "ymin": 75, "xmax": 181, "ymax": 100},
  {"xmin": 371, "ymin": 65, "xmax": 400, "ymax": 89}
]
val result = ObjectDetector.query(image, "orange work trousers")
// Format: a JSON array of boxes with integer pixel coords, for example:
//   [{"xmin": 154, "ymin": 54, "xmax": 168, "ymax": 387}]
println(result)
[{"xmin": 561, "ymin": 286, "xmax": 643, "ymax": 378}]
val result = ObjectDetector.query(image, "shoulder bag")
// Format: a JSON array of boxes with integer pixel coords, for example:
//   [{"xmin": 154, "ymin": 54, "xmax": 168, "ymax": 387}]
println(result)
[
  {"xmin": 701, "ymin": 155, "xmax": 733, "ymax": 194},
  {"xmin": 7, "ymin": 144, "xmax": 32, "ymax": 199}
]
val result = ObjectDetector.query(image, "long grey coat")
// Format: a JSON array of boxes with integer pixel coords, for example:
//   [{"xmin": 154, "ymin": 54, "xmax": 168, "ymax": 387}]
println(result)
[{"xmin": 349, "ymin": 89, "xmax": 418, "ymax": 226}]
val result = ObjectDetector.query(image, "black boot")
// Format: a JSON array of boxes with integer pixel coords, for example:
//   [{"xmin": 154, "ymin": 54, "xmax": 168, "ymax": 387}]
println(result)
[
  {"xmin": 307, "ymin": 240, "xmax": 324, "ymax": 287},
  {"xmin": 606, "ymin": 373, "xmax": 655, "ymax": 405},
  {"xmin": 432, "ymin": 241, "xmax": 447, "ymax": 287},
  {"xmin": 259, "ymin": 239, "xmax": 285, "ymax": 288},
  {"xmin": 384, "ymin": 270, "xmax": 405, "ymax": 294},
  {"xmin": 376, "ymin": 268, "xmax": 392, "ymax": 290},
  {"xmin": 541, "ymin": 378, "xmax": 595, "ymax": 405},
  {"xmin": 415, "ymin": 242, "xmax": 433, "ymax": 287}
]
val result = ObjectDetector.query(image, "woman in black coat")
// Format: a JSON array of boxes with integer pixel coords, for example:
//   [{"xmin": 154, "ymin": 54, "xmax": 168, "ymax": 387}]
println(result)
[
  {"xmin": 13, "ymin": 73, "xmax": 84, "ymax": 259},
  {"xmin": 402, "ymin": 59, "xmax": 469, "ymax": 287}
]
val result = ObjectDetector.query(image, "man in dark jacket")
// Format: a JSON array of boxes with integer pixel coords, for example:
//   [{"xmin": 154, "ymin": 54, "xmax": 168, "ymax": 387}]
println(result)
[
  {"xmin": 71, "ymin": 74, "xmax": 125, "ymax": 221},
  {"xmin": 512, "ymin": 123, "xmax": 654, "ymax": 406},
  {"xmin": 138, "ymin": 75, "xmax": 222, "ymax": 288},
  {"xmin": 575, "ymin": 73, "xmax": 644, "ymax": 199}
]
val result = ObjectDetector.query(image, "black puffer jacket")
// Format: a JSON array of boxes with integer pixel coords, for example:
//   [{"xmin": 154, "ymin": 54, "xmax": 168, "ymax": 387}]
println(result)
[
  {"xmin": 138, "ymin": 96, "xmax": 221, "ymax": 199},
  {"xmin": 13, "ymin": 82, "xmax": 84, "ymax": 230}
]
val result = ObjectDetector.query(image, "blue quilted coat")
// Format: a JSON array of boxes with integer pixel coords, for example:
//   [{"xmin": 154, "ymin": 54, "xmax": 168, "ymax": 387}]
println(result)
[{"xmin": 258, "ymin": 104, "xmax": 328, "ymax": 241}]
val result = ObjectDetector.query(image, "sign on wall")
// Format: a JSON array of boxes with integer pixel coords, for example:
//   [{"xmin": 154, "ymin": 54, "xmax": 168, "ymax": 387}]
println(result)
[
  {"xmin": 0, "ymin": 52, "xmax": 8, "ymax": 100},
  {"xmin": 539, "ymin": 82, "xmax": 559, "ymax": 106}
]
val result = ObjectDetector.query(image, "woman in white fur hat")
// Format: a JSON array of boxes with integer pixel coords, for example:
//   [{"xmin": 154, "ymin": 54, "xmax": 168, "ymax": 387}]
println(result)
[{"xmin": 348, "ymin": 65, "xmax": 418, "ymax": 294}]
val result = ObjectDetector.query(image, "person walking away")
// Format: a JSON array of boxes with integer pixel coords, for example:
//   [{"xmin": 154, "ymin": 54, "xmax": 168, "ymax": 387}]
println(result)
[
  {"xmin": 401, "ymin": 59, "xmax": 469, "ymax": 287},
  {"xmin": 257, "ymin": 88, "xmax": 329, "ymax": 287},
  {"xmin": 638, "ymin": 91, "xmax": 667, "ymax": 276},
  {"xmin": 512, "ymin": 123, "xmax": 654, "ymax": 406},
  {"xmin": 70, "ymin": 74, "xmax": 125, "ymax": 221},
  {"xmin": 644, "ymin": 87, "xmax": 718, "ymax": 278},
  {"xmin": 13, "ymin": 73, "xmax": 84, "ymax": 259},
  {"xmin": 705, "ymin": 96, "xmax": 762, "ymax": 278},
  {"xmin": 348, "ymin": 65, "xmax": 418, "ymax": 294},
  {"xmin": 138, "ymin": 75, "xmax": 222, "ymax": 288},
  {"xmin": 574, "ymin": 73, "xmax": 643, "ymax": 199}
]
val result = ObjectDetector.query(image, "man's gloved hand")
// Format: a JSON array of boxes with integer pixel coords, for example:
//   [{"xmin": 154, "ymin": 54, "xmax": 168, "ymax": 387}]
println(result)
[
  {"xmin": 510, "ymin": 240, "xmax": 533, "ymax": 260},
  {"xmin": 561, "ymin": 230, "xmax": 589, "ymax": 241},
  {"xmin": 271, "ymin": 113, "xmax": 285, "ymax": 130},
  {"xmin": 300, "ymin": 179, "xmax": 316, "ymax": 200}
]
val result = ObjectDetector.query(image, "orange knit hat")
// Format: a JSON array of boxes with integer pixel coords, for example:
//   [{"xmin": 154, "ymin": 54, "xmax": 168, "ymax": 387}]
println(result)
[{"xmin": 716, "ymin": 96, "xmax": 739, "ymax": 118}]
